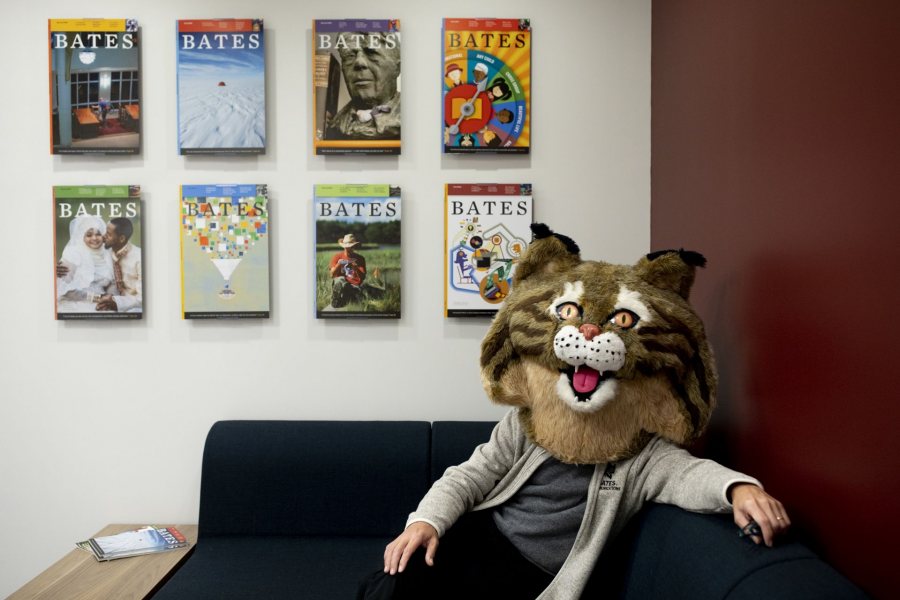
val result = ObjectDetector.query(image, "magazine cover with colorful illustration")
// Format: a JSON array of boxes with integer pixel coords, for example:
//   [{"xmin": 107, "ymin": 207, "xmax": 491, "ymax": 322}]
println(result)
[
  {"xmin": 53, "ymin": 185, "xmax": 143, "ymax": 320},
  {"xmin": 442, "ymin": 18, "xmax": 531, "ymax": 153},
  {"xmin": 176, "ymin": 19, "xmax": 266, "ymax": 154},
  {"xmin": 313, "ymin": 20, "xmax": 401, "ymax": 155},
  {"xmin": 314, "ymin": 185, "xmax": 401, "ymax": 318},
  {"xmin": 180, "ymin": 184, "xmax": 270, "ymax": 319},
  {"xmin": 444, "ymin": 184, "xmax": 532, "ymax": 317},
  {"xmin": 48, "ymin": 19, "xmax": 141, "ymax": 155}
]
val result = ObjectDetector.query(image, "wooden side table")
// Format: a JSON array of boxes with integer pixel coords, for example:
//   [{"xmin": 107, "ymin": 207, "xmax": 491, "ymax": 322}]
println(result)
[{"xmin": 8, "ymin": 524, "xmax": 197, "ymax": 600}]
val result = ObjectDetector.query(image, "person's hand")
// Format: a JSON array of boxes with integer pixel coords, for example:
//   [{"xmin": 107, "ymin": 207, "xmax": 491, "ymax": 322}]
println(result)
[
  {"xmin": 56, "ymin": 262, "xmax": 69, "ymax": 278},
  {"xmin": 95, "ymin": 295, "xmax": 118, "ymax": 311},
  {"xmin": 730, "ymin": 483, "xmax": 790, "ymax": 547},
  {"xmin": 383, "ymin": 521, "xmax": 439, "ymax": 575}
]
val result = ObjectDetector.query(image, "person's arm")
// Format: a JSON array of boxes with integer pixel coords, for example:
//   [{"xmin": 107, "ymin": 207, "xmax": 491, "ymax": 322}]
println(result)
[
  {"xmin": 633, "ymin": 437, "xmax": 789, "ymax": 546},
  {"xmin": 384, "ymin": 410, "xmax": 525, "ymax": 574},
  {"xmin": 329, "ymin": 254, "xmax": 345, "ymax": 278},
  {"xmin": 113, "ymin": 257, "xmax": 141, "ymax": 312},
  {"xmin": 56, "ymin": 260, "xmax": 72, "ymax": 280}
]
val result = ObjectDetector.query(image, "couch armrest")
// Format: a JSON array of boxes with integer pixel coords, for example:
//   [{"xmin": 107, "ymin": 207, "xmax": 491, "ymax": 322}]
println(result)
[{"xmin": 588, "ymin": 503, "xmax": 868, "ymax": 599}]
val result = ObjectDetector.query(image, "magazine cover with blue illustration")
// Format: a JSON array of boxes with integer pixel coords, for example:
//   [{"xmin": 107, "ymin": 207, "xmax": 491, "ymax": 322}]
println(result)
[
  {"xmin": 442, "ymin": 18, "xmax": 531, "ymax": 153},
  {"xmin": 176, "ymin": 19, "xmax": 265, "ymax": 154},
  {"xmin": 180, "ymin": 184, "xmax": 270, "ymax": 318},
  {"xmin": 314, "ymin": 185, "xmax": 401, "ymax": 318},
  {"xmin": 444, "ymin": 183, "xmax": 532, "ymax": 317}
]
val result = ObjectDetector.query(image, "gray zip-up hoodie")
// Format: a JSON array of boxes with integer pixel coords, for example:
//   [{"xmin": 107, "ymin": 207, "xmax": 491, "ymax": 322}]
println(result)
[{"xmin": 408, "ymin": 409, "xmax": 760, "ymax": 599}]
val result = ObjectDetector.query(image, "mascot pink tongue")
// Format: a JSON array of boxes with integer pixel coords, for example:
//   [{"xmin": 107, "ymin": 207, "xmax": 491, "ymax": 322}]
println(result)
[
  {"xmin": 479, "ymin": 223, "xmax": 717, "ymax": 464},
  {"xmin": 573, "ymin": 366, "xmax": 601, "ymax": 394}
]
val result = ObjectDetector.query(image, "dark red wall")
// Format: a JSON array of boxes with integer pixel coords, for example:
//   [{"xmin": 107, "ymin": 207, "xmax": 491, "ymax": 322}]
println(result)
[{"xmin": 651, "ymin": 2, "xmax": 900, "ymax": 597}]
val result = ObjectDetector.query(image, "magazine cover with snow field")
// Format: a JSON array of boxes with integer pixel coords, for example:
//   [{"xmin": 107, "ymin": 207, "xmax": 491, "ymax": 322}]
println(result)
[{"xmin": 176, "ymin": 19, "xmax": 266, "ymax": 154}]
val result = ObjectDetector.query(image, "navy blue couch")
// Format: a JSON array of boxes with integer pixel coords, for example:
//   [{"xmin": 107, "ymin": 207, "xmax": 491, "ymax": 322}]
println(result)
[{"xmin": 152, "ymin": 420, "xmax": 866, "ymax": 599}]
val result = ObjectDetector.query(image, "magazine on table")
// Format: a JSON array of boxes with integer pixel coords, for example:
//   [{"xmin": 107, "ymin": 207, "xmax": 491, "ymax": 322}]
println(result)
[{"xmin": 77, "ymin": 525, "xmax": 189, "ymax": 561}]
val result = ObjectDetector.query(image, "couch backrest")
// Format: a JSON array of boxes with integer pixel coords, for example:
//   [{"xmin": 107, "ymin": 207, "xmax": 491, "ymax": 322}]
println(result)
[
  {"xmin": 199, "ymin": 420, "xmax": 431, "ymax": 538},
  {"xmin": 430, "ymin": 421, "xmax": 496, "ymax": 482}
]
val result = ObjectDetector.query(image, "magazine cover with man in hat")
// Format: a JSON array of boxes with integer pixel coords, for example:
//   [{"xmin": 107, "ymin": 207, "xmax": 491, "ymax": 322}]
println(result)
[{"xmin": 313, "ymin": 184, "xmax": 401, "ymax": 318}]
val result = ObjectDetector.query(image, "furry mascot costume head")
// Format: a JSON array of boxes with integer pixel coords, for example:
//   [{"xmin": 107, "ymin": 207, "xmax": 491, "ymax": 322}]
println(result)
[{"xmin": 480, "ymin": 224, "xmax": 716, "ymax": 464}]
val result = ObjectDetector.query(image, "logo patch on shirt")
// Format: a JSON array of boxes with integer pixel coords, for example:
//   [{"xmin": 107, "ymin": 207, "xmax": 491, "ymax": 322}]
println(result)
[{"xmin": 600, "ymin": 463, "xmax": 621, "ymax": 491}]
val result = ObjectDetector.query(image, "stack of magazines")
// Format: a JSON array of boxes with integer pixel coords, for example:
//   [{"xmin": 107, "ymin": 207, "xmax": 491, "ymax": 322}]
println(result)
[{"xmin": 76, "ymin": 526, "xmax": 189, "ymax": 561}]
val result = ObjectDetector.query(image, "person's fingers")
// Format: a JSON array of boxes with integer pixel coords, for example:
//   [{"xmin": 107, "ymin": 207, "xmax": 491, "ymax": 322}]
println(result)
[
  {"xmin": 383, "ymin": 540, "xmax": 396, "ymax": 572},
  {"xmin": 388, "ymin": 538, "xmax": 408, "ymax": 575},
  {"xmin": 425, "ymin": 535, "xmax": 439, "ymax": 566},
  {"xmin": 752, "ymin": 499, "xmax": 779, "ymax": 547},
  {"xmin": 757, "ymin": 514, "xmax": 776, "ymax": 547},
  {"xmin": 738, "ymin": 513, "xmax": 763, "ymax": 545},
  {"xmin": 770, "ymin": 501, "xmax": 791, "ymax": 538},
  {"xmin": 397, "ymin": 533, "xmax": 424, "ymax": 573}
]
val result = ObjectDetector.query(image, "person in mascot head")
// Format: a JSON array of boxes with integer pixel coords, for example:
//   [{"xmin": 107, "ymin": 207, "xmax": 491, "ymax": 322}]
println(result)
[{"xmin": 361, "ymin": 224, "xmax": 790, "ymax": 600}]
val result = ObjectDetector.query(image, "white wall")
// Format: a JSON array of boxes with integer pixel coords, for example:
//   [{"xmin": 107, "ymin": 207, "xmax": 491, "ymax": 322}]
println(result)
[{"xmin": 0, "ymin": 0, "xmax": 650, "ymax": 594}]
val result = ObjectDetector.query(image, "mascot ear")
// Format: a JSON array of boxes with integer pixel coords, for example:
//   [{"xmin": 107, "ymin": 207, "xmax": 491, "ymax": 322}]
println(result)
[
  {"xmin": 635, "ymin": 249, "xmax": 707, "ymax": 299},
  {"xmin": 512, "ymin": 223, "xmax": 582, "ymax": 286}
]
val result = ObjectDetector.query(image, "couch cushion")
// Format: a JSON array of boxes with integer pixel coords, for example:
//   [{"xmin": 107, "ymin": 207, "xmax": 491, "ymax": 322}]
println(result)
[
  {"xmin": 199, "ymin": 421, "xmax": 431, "ymax": 537},
  {"xmin": 430, "ymin": 421, "xmax": 496, "ymax": 482},
  {"xmin": 152, "ymin": 535, "xmax": 388, "ymax": 600}
]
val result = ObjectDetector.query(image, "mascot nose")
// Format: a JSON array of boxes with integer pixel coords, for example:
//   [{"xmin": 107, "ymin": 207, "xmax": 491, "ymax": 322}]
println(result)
[{"xmin": 579, "ymin": 323, "xmax": 601, "ymax": 341}]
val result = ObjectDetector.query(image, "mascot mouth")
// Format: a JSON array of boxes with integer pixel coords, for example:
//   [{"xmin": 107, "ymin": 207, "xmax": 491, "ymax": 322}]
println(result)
[{"xmin": 564, "ymin": 365, "xmax": 612, "ymax": 402}]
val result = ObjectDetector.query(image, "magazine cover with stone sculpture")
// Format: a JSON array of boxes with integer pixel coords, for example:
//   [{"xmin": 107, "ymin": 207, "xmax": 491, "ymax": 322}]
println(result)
[{"xmin": 313, "ymin": 19, "xmax": 401, "ymax": 155}]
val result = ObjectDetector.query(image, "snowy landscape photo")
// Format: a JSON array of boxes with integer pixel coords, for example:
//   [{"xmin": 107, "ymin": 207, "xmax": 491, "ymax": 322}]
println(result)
[{"xmin": 177, "ymin": 20, "xmax": 266, "ymax": 153}]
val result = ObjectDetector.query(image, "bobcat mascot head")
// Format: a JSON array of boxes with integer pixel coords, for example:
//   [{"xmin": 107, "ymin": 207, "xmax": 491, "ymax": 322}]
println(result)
[{"xmin": 480, "ymin": 224, "xmax": 716, "ymax": 464}]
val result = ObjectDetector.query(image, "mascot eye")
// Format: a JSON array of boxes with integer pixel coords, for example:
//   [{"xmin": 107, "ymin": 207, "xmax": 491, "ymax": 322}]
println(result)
[
  {"xmin": 555, "ymin": 302, "xmax": 582, "ymax": 320},
  {"xmin": 610, "ymin": 309, "xmax": 639, "ymax": 329}
]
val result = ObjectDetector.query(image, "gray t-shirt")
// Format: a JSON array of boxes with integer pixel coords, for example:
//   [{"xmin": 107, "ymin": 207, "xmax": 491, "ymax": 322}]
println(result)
[{"xmin": 492, "ymin": 456, "xmax": 594, "ymax": 574}]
